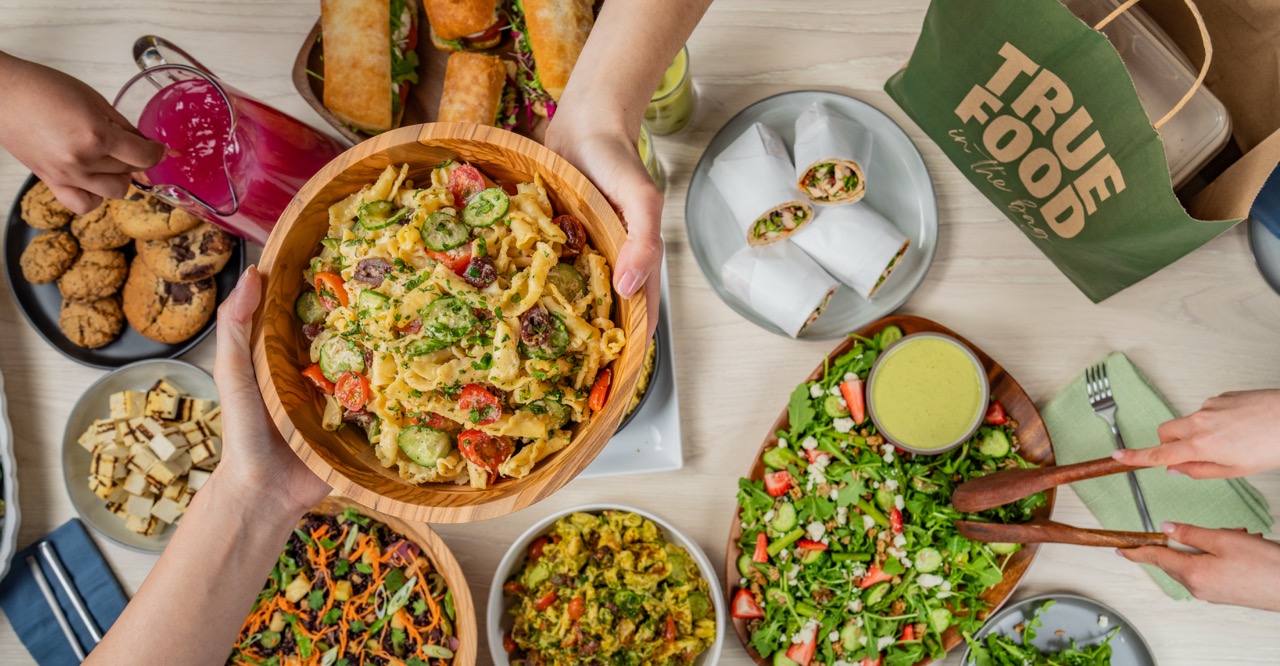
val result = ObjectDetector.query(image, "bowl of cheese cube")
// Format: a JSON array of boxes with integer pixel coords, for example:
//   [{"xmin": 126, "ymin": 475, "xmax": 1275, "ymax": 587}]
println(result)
[{"xmin": 62, "ymin": 359, "xmax": 221, "ymax": 552}]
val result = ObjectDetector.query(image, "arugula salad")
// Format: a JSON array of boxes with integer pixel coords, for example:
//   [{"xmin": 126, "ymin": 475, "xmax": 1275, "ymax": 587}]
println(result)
[
  {"xmin": 731, "ymin": 326, "xmax": 1046, "ymax": 666},
  {"xmin": 965, "ymin": 601, "xmax": 1117, "ymax": 666}
]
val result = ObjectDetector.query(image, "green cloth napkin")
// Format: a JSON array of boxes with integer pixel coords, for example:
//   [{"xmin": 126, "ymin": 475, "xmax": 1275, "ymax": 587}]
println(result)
[{"xmin": 1041, "ymin": 352, "xmax": 1274, "ymax": 599}]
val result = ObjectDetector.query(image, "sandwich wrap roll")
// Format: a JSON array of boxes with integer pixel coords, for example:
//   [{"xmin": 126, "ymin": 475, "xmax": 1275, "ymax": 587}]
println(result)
[
  {"xmin": 438, "ymin": 52, "xmax": 513, "ymax": 126},
  {"xmin": 790, "ymin": 202, "xmax": 909, "ymax": 299},
  {"xmin": 321, "ymin": 0, "xmax": 394, "ymax": 132},
  {"xmin": 794, "ymin": 102, "xmax": 873, "ymax": 205},
  {"xmin": 424, "ymin": 0, "xmax": 501, "ymax": 50},
  {"xmin": 523, "ymin": 0, "xmax": 594, "ymax": 102},
  {"xmin": 721, "ymin": 243, "xmax": 839, "ymax": 338},
  {"xmin": 709, "ymin": 123, "xmax": 815, "ymax": 247}
]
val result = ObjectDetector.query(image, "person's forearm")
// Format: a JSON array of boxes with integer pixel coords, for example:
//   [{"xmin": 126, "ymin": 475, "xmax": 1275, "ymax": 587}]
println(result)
[
  {"xmin": 88, "ymin": 471, "xmax": 306, "ymax": 665},
  {"xmin": 557, "ymin": 0, "xmax": 714, "ymax": 137}
]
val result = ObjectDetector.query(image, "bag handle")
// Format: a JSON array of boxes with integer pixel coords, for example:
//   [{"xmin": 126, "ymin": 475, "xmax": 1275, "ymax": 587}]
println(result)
[{"xmin": 1094, "ymin": 0, "xmax": 1212, "ymax": 130}]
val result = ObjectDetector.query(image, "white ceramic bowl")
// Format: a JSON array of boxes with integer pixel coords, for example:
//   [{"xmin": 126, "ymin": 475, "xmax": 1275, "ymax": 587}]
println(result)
[
  {"xmin": 61, "ymin": 359, "xmax": 218, "ymax": 553},
  {"xmin": 0, "ymin": 366, "xmax": 21, "ymax": 580},
  {"xmin": 487, "ymin": 503, "xmax": 725, "ymax": 665}
]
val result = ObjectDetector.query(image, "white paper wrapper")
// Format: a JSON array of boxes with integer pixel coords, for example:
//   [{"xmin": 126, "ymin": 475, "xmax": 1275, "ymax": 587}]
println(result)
[
  {"xmin": 709, "ymin": 122, "xmax": 813, "ymax": 244},
  {"xmin": 721, "ymin": 243, "xmax": 839, "ymax": 338},
  {"xmin": 790, "ymin": 202, "xmax": 910, "ymax": 300},
  {"xmin": 794, "ymin": 102, "xmax": 874, "ymax": 204}
]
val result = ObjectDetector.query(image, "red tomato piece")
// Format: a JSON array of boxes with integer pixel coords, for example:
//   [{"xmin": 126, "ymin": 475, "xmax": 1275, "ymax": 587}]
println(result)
[
  {"xmin": 985, "ymin": 401, "xmax": 1008, "ymax": 425},
  {"xmin": 588, "ymin": 368, "xmax": 612, "ymax": 412},
  {"xmin": 314, "ymin": 272, "xmax": 348, "ymax": 310},
  {"xmin": 301, "ymin": 363, "xmax": 335, "ymax": 394},
  {"xmin": 528, "ymin": 536, "xmax": 550, "ymax": 562},
  {"xmin": 334, "ymin": 372, "xmax": 371, "ymax": 411},
  {"xmin": 841, "ymin": 378, "xmax": 866, "ymax": 424},
  {"xmin": 663, "ymin": 614, "xmax": 676, "ymax": 642},
  {"xmin": 752, "ymin": 532, "xmax": 769, "ymax": 563},
  {"xmin": 729, "ymin": 589, "xmax": 765, "ymax": 619},
  {"xmin": 449, "ymin": 164, "xmax": 487, "ymax": 205},
  {"xmin": 763, "ymin": 470, "xmax": 793, "ymax": 497},
  {"xmin": 428, "ymin": 246, "xmax": 472, "ymax": 275},
  {"xmin": 502, "ymin": 581, "xmax": 523, "ymax": 595},
  {"xmin": 534, "ymin": 591, "xmax": 557, "ymax": 611},
  {"xmin": 458, "ymin": 429, "xmax": 514, "ymax": 474},
  {"xmin": 901, "ymin": 624, "xmax": 915, "ymax": 642},
  {"xmin": 796, "ymin": 539, "xmax": 828, "ymax": 551},
  {"xmin": 568, "ymin": 596, "xmax": 586, "ymax": 621},
  {"xmin": 502, "ymin": 630, "xmax": 517, "ymax": 653},
  {"xmin": 458, "ymin": 383, "xmax": 502, "ymax": 425}
]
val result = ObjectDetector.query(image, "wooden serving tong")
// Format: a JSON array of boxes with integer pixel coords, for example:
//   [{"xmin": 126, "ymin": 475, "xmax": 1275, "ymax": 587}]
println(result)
[{"xmin": 952, "ymin": 455, "xmax": 1166, "ymax": 549}]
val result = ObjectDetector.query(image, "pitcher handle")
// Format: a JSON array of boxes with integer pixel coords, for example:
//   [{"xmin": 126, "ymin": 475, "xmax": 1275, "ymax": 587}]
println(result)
[{"xmin": 133, "ymin": 36, "xmax": 218, "ymax": 78}]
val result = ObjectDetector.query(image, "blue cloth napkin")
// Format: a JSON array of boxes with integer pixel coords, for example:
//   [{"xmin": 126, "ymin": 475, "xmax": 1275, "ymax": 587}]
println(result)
[
  {"xmin": 0, "ymin": 520, "xmax": 129, "ymax": 665},
  {"xmin": 1251, "ymin": 162, "xmax": 1280, "ymax": 239}
]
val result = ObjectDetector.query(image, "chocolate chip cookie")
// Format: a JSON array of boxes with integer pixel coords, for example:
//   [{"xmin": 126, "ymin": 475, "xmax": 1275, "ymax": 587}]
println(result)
[
  {"xmin": 20, "ymin": 181, "xmax": 74, "ymax": 230},
  {"xmin": 111, "ymin": 187, "xmax": 202, "ymax": 240},
  {"xmin": 136, "ymin": 221, "xmax": 235, "ymax": 282},
  {"xmin": 122, "ymin": 259, "xmax": 216, "ymax": 344},
  {"xmin": 20, "ymin": 231, "xmax": 80, "ymax": 284},
  {"xmin": 58, "ymin": 249, "xmax": 128, "ymax": 301},
  {"xmin": 59, "ymin": 296, "xmax": 124, "ymax": 348},
  {"xmin": 71, "ymin": 201, "xmax": 131, "ymax": 250}
]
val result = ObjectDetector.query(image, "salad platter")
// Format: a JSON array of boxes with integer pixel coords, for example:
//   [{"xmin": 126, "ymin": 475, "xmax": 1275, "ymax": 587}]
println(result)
[
  {"xmin": 963, "ymin": 594, "xmax": 1155, "ymax": 666},
  {"xmin": 725, "ymin": 314, "xmax": 1055, "ymax": 666}
]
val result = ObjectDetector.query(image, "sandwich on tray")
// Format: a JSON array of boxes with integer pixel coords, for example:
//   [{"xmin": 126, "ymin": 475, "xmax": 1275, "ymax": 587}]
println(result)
[
  {"xmin": 423, "ymin": 0, "xmax": 504, "ymax": 51},
  {"xmin": 505, "ymin": 0, "xmax": 595, "ymax": 120},
  {"xmin": 437, "ymin": 52, "xmax": 519, "ymax": 129},
  {"xmin": 320, "ymin": 0, "xmax": 422, "ymax": 134}
]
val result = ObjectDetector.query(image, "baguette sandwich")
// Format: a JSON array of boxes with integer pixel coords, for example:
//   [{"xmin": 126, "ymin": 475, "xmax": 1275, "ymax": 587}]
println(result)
[
  {"xmin": 437, "ymin": 52, "xmax": 519, "ymax": 129},
  {"xmin": 321, "ymin": 0, "xmax": 421, "ymax": 134},
  {"xmin": 424, "ymin": 0, "xmax": 504, "ymax": 51},
  {"xmin": 506, "ymin": 0, "xmax": 594, "ymax": 119}
]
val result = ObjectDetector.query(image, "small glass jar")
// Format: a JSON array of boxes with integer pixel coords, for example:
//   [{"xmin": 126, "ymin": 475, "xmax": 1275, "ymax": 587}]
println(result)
[
  {"xmin": 644, "ymin": 46, "xmax": 694, "ymax": 136},
  {"xmin": 638, "ymin": 122, "xmax": 665, "ymax": 190}
]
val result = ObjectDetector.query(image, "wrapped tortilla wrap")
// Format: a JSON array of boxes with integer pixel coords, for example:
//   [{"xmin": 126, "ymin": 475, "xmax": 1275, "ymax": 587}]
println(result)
[
  {"xmin": 721, "ymin": 243, "xmax": 838, "ymax": 338},
  {"xmin": 794, "ymin": 102, "xmax": 873, "ymax": 205},
  {"xmin": 709, "ymin": 123, "xmax": 814, "ymax": 246},
  {"xmin": 790, "ymin": 202, "xmax": 910, "ymax": 300}
]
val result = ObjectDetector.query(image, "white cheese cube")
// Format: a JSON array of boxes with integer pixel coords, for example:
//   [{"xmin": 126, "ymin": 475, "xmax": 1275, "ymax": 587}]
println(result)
[
  {"xmin": 147, "ymin": 428, "xmax": 189, "ymax": 462},
  {"xmin": 150, "ymin": 497, "xmax": 184, "ymax": 524},
  {"xmin": 128, "ymin": 447, "xmax": 160, "ymax": 475},
  {"xmin": 124, "ymin": 493, "xmax": 155, "ymax": 519},
  {"xmin": 144, "ymin": 379, "xmax": 183, "ymax": 420},
  {"xmin": 169, "ymin": 451, "xmax": 193, "ymax": 476},
  {"xmin": 126, "ymin": 514, "xmax": 161, "ymax": 536},
  {"xmin": 202, "ymin": 405, "xmax": 222, "ymax": 436},
  {"xmin": 185, "ymin": 469, "xmax": 211, "ymax": 491},
  {"xmin": 109, "ymin": 390, "xmax": 145, "ymax": 420},
  {"xmin": 161, "ymin": 481, "xmax": 186, "ymax": 501},
  {"xmin": 88, "ymin": 476, "xmax": 117, "ymax": 500},
  {"xmin": 189, "ymin": 437, "xmax": 220, "ymax": 469},
  {"xmin": 122, "ymin": 470, "xmax": 149, "ymax": 496},
  {"xmin": 145, "ymin": 460, "xmax": 177, "ymax": 491}
]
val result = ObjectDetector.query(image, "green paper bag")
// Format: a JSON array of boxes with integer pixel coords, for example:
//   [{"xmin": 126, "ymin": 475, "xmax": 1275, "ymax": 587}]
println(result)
[{"xmin": 884, "ymin": 0, "xmax": 1239, "ymax": 302}]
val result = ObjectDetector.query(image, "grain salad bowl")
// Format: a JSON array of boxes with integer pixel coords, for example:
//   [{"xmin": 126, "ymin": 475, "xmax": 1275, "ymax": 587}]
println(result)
[{"xmin": 252, "ymin": 123, "xmax": 647, "ymax": 523}]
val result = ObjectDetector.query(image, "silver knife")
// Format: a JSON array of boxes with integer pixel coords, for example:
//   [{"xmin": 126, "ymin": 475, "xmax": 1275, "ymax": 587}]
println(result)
[
  {"xmin": 25, "ymin": 555, "xmax": 86, "ymax": 662},
  {"xmin": 39, "ymin": 541, "xmax": 104, "ymax": 644}
]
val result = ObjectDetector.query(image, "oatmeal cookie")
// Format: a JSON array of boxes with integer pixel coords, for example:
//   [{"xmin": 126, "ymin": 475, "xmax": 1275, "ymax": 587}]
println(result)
[
  {"xmin": 59, "ymin": 297, "xmax": 124, "ymax": 348},
  {"xmin": 20, "ymin": 181, "xmax": 75, "ymax": 230},
  {"xmin": 57, "ymin": 249, "xmax": 128, "ymax": 301},
  {"xmin": 19, "ymin": 231, "xmax": 80, "ymax": 284}
]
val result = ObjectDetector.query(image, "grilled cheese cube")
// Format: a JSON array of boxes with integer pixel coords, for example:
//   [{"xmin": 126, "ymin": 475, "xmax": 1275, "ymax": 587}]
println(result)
[
  {"xmin": 124, "ymin": 493, "xmax": 155, "ymax": 519},
  {"xmin": 126, "ymin": 514, "xmax": 161, "ymax": 536},
  {"xmin": 79, "ymin": 420, "xmax": 116, "ymax": 451},
  {"xmin": 185, "ymin": 468, "xmax": 211, "ymax": 492},
  {"xmin": 144, "ymin": 380, "xmax": 183, "ymax": 420},
  {"xmin": 144, "ymin": 460, "xmax": 178, "ymax": 492},
  {"xmin": 94, "ymin": 445, "xmax": 129, "ymax": 481},
  {"xmin": 202, "ymin": 405, "xmax": 222, "ymax": 436},
  {"xmin": 147, "ymin": 427, "xmax": 189, "ymax": 462},
  {"xmin": 169, "ymin": 451, "xmax": 193, "ymax": 476},
  {"xmin": 174, "ymin": 397, "xmax": 212, "ymax": 423},
  {"xmin": 122, "ymin": 470, "xmax": 149, "ymax": 496},
  {"xmin": 131, "ymin": 417, "xmax": 165, "ymax": 445},
  {"xmin": 178, "ymin": 420, "xmax": 204, "ymax": 444},
  {"xmin": 188, "ymin": 437, "xmax": 221, "ymax": 469},
  {"xmin": 106, "ymin": 501, "xmax": 128, "ymax": 518},
  {"xmin": 88, "ymin": 476, "xmax": 118, "ymax": 500},
  {"xmin": 177, "ymin": 489, "xmax": 194, "ymax": 510},
  {"xmin": 109, "ymin": 390, "xmax": 145, "ymax": 420},
  {"xmin": 128, "ymin": 447, "xmax": 160, "ymax": 476},
  {"xmin": 151, "ymin": 497, "xmax": 184, "ymax": 524},
  {"xmin": 161, "ymin": 481, "xmax": 186, "ymax": 501}
]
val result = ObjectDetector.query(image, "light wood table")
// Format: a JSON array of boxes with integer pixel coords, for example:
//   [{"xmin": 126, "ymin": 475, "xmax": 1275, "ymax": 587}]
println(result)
[{"xmin": 2, "ymin": 1, "xmax": 1278, "ymax": 664}]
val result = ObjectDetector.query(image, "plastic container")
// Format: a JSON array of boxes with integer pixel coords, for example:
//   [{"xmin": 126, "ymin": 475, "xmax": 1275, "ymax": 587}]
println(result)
[{"xmin": 1060, "ymin": 0, "xmax": 1232, "ymax": 188}]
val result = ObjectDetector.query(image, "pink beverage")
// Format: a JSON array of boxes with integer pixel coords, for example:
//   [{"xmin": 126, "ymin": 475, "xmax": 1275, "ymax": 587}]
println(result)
[{"xmin": 135, "ymin": 78, "xmax": 344, "ymax": 245}]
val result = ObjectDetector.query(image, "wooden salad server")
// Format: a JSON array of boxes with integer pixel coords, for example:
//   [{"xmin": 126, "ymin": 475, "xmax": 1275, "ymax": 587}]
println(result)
[
  {"xmin": 956, "ymin": 518, "xmax": 1167, "ymax": 549},
  {"xmin": 951, "ymin": 455, "xmax": 1138, "ymax": 513}
]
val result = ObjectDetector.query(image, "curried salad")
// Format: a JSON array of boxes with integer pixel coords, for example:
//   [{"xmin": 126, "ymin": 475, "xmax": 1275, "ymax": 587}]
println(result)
[
  {"xmin": 503, "ymin": 511, "xmax": 717, "ymax": 666},
  {"xmin": 731, "ymin": 325, "xmax": 1046, "ymax": 666},
  {"xmin": 228, "ymin": 508, "xmax": 458, "ymax": 666},
  {"xmin": 965, "ymin": 601, "xmax": 1117, "ymax": 666}
]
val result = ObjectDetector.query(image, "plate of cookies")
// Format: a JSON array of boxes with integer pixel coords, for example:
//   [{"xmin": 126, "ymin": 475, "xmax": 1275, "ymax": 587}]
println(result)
[{"xmin": 4, "ymin": 174, "xmax": 245, "ymax": 369}]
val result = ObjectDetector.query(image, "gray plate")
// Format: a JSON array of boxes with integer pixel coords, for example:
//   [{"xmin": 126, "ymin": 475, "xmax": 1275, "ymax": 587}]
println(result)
[
  {"xmin": 685, "ymin": 90, "xmax": 938, "ymax": 339},
  {"xmin": 61, "ymin": 359, "xmax": 218, "ymax": 553},
  {"xmin": 1248, "ymin": 217, "xmax": 1280, "ymax": 296},
  {"xmin": 963, "ymin": 593, "xmax": 1156, "ymax": 666},
  {"xmin": 0, "ymin": 366, "xmax": 20, "ymax": 580}
]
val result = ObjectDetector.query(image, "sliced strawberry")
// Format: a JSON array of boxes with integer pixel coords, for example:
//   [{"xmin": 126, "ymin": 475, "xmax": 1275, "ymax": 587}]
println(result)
[
  {"xmin": 752, "ymin": 532, "xmax": 769, "ymax": 563},
  {"xmin": 985, "ymin": 401, "xmax": 1007, "ymax": 425},
  {"xmin": 841, "ymin": 378, "xmax": 866, "ymax": 424},
  {"xmin": 764, "ymin": 470, "xmax": 793, "ymax": 497},
  {"xmin": 796, "ymin": 539, "xmax": 828, "ymax": 551},
  {"xmin": 730, "ymin": 589, "xmax": 765, "ymax": 619}
]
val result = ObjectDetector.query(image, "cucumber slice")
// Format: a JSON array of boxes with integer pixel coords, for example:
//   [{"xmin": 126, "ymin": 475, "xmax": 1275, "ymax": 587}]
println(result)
[
  {"xmin": 840, "ymin": 623, "xmax": 863, "ymax": 651},
  {"xmin": 762, "ymin": 446, "xmax": 801, "ymax": 470},
  {"xmin": 546, "ymin": 263, "xmax": 587, "ymax": 302},
  {"xmin": 915, "ymin": 548, "xmax": 942, "ymax": 573},
  {"xmin": 519, "ymin": 314, "xmax": 570, "ymax": 360},
  {"xmin": 989, "ymin": 542, "xmax": 1021, "ymax": 555},
  {"xmin": 406, "ymin": 336, "xmax": 449, "ymax": 357},
  {"xmin": 864, "ymin": 581, "xmax": 891, "ymax": 606},
  {"xmin": 295, "ymin": 291, "xmax": 326, "ymax": 324},
  {"xmin": 929, "ymin": 607, "xmax": 953, "ymax": 632},
  {"xmin": 979, "ymin": 429, "xmax": 1011, "ymax": 457},
  {"xmin": 358, "ymin": 200, "xmax": 408, "ymax": 230},
  {"xmin": 319, "ymin": 336, "xmax": 365, "ymax": 382},
  {"xmin": 358, "ymin": 289, "xmax": 390, "ymax": 316},
  {"xmin": 461, "ymin": 187, "xmax": 509, "ymax": 227},
  {"xmin": 797, "ymin": 548, "xmax": 823, "ymax": 564},
  {"xmin": 771, "ymin": 502, "xmax": 797, "ymax": 533},
  {"xmin": 737, "ymin": 553, "xmax": 754, "ymax": 578},
  {"xmin": 878, "ymin": 324, "xmax": 905, "ymax": 347},
  {"xmin": 772, "ymin": 652, "xmax": 801, "ymax": 666},
  {"xmin": 823, "ymin": 394, "xmax": 849, "ymax": 418},
  {"xmin": 765, "ymin": 587, "xmax": 791, "ymax": 608},
  {"xmin": 396, "ymin": 426, "xmax": 453, "ymax": 467},
  {"xmin": 420, "ymin": 211, "xmax": 470, "ymax": 251},
  {"xmin": 420, "ymin": 296, "xmax": 478, "ymax": 343},
  {"xmin": 875, "ymin": 487, "xmax": 895, "ymax": 512}
]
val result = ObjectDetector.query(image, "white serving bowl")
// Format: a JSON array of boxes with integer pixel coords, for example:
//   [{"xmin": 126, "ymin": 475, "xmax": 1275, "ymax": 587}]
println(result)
[{"xmin": 487, "ymin": 503, "xmax": 725, "ymax": 665}]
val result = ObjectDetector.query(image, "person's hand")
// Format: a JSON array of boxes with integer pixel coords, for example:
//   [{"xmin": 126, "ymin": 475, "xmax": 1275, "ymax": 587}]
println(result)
[
  {"xmin": 0, "ymin": 52, "xmax": 164, "ymax": 214},
  {"xmin": 544, "ymin": 122, "xmax": 663, "ymax": 340},
  {"xmin": 1119, "ymin": 522, "xmax": 1280, "ymax": 611},
  {"xmin": 209, "ymin": 267, "xmax": 331, "ymax": 518},
  {"xmin": 1113, "ymin": 389, "xmax": 1280, "ymax": 479}
]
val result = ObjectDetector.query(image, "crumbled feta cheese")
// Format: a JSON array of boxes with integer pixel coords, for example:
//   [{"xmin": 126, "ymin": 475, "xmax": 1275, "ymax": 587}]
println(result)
[
  {"xmin": 836, "ymin": 396, "xmax": 848, "ymax": 408},
  {"xmin": 810, "ymin": 384, "xmax": 825, "ymax": 399},
  {"xmin": 937, "ymin": 591, "xmax": 953, "ymax": 599},
  {"xmin": 832, "ymin": 417, "xmax": 855, "ymax": 434},
  {"xmin": 883, "ymin": 479, "xmax": 899, "ymax": 491},
  {"xmin": 764, "ymin": 510, "xmax": 775, "ymax": 522},
  {"xmin": 847, "ymin": 599, "xmax": 864, "ymax": 613},
  {"xmin": 895, "ymin": 494, "xmax": 905, "ymax": 510},
  {"xmin": 778, "ymin": 437, "xmax": 789, "ymax": 449},
  {"xmin": 807, "ymin": 522, "xmax": 826, "ymax": 541},
  {"xmin": 836, "ymin": 507, "xmax": 848, "ymax": 526},
  {"xmin": 844, "ymin": 372, "xmax": 857, "ymax": 383},
  {"xmin": 829, "ymin": 489, "xmax": 839, "ymax": 501},
  {"xmin": 892, "ymin": 534, "xmax": 907, "ymax": 548},
  {"xmin": 882, "ymin": 444, "xmax": 895, "ymax": 456},
  {"xmin": 829, "ymin": 385, "xmax": 843, "ymax": 397},
  {"xmin": 862, "ymin": 515, "xmax": 876, "ymax": 531},
  {"xmin": 801, "ymin": 436, "xmax": 818, "ymax": 450},
  {"xmin": 792, "ymin": 619, "xmax": 820, "ymax": 645},
  {"xmin": 1098, "ymin": 615, "xmax": 1110, "ymax": 629},
  {"xmin": 872, "ymin": 481, "xmax": 881, "ymax": 488},
  {"xmin": 828, "ymin": 631, "xmax": 841, "ymax": 643},
  {"xmin": 877, "ymin": 636, "xmax": 895, "ymax": 651},
  {"xmin": 941, "ymin": 581, "xmax": 952, "ymax": 592},
  {"xmin": 883, "ymin": 450, "xmax": 895, "ymax": 463},
  {"xmin": 780, "ymin": 549, "xmax": 791, "ymax": 561},
  {"xmin": 918, "ymin": 574, "xmax": 945, "ymax": 588}
]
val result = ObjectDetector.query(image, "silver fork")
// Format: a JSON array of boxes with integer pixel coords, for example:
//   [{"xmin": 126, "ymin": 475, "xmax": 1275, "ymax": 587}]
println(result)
[{"xmin": 1086, "ymin": 363, "xmax": 1155, "ymax": 532}]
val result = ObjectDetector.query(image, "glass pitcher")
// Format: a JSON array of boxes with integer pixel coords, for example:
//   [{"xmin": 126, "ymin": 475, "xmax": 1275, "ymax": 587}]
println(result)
[{"xmin": 113, "ymin": 36, "xmax": 345, "ymax": 245}]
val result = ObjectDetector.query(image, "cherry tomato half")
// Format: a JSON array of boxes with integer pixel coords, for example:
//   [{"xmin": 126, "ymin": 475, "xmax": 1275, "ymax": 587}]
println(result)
[
  {"xmin": 334, "ymin": 371, "xmax": 370, "ymax": 411},
  {"xmin": 458, "ymin": 429, "xmax": 514, "ymax": 474},
  {"xmin": 449, "ymin": 164, "xmax": 487, "ymax": 206},
  {"xmin": 458, "ymin": 383, "xmax": 502, "ymax": 425}
]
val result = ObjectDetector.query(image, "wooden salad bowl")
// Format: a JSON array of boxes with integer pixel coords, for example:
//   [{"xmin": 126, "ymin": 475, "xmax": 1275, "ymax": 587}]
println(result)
[
  {"xmin": 252, "ymin": 123, "xmax": 646, "ymax": 523},
  {"xmin": 308, "ymin": 495, "xmax": 476, "ymax": 664},
  {"xmin": 723, "ymin": 314, "xmax": 1056, "ymax": 666}
]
